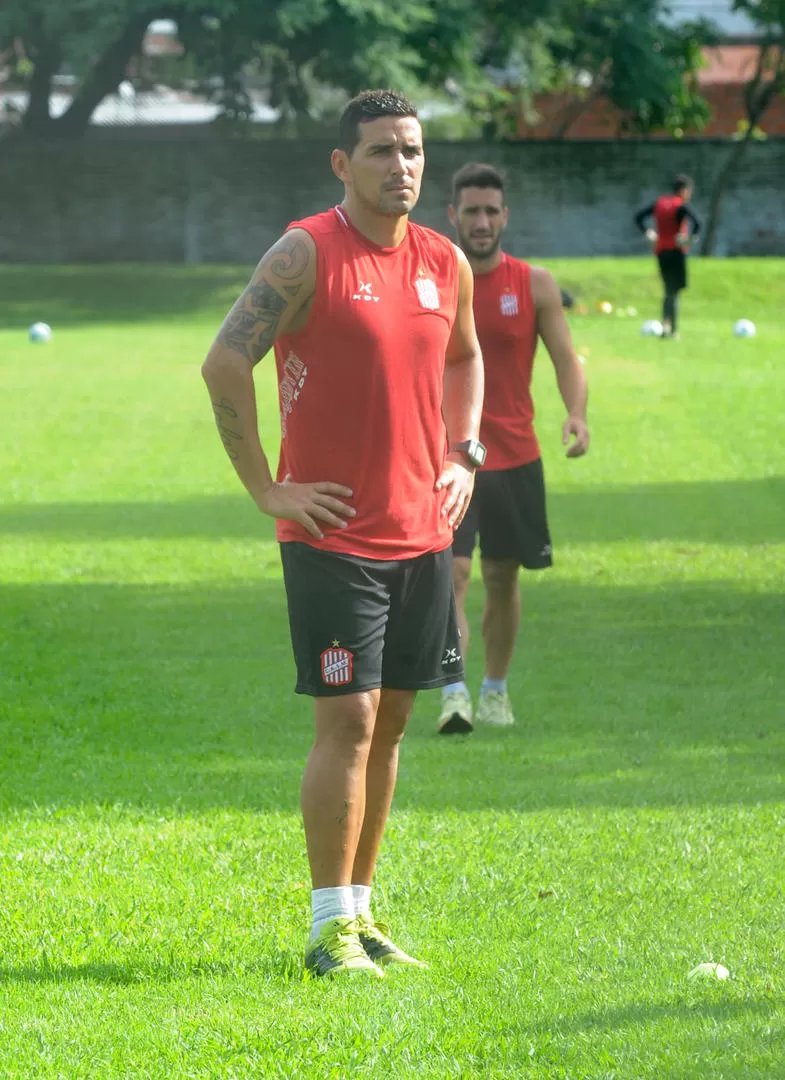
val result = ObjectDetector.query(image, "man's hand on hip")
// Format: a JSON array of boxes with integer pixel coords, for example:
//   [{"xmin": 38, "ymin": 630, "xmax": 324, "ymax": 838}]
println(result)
[
  {"xmin": 436, "ymin": 455, "xmax": 476, "ymax": 529},
  {"xmin": 259, "ymin": 476, "xmax": 355, "ymax": 540}
]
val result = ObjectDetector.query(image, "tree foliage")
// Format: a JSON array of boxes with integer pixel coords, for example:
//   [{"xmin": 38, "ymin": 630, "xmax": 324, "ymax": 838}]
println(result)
[
  {"xmin": 701, "ymin": 0, "xmax": 785, "ymax": 253},
  {"xmin": 0, "ymin": 0, "xmax": 710, "ymax": 139}
]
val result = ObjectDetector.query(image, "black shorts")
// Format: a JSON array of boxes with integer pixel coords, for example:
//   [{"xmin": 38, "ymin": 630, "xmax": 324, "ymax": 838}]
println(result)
[
  {"xmin": 657, "ymin": 250, "xmax": 687, "ymax": 292},
  {"xmin": 279, "ymin": 542, "xmax": 463, "ymax": 697},
  {"xmin": 453, "ymin": 457, "xmax": 552, "ymax": 569}
]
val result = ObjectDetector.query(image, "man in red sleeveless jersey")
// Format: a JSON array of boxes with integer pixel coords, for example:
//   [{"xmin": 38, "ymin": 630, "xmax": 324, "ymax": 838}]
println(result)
[
  {"xmin": 201, "ymin": 91, "xmax": 484, "ymax": 978},
  {"xmin": 635, "ymin": 174, "xmax": 701, "ymax": 339},
  {"xmin": 438, "ymin": 162, "xmax": 589, "ymax": 735}
]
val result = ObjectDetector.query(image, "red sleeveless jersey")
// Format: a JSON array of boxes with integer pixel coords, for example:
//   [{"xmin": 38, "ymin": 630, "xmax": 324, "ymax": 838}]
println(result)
[
  {"xmin": 472, "ymin": 253, "xmax": 540, "ymax": 470},
  {"xmin": 654, "ymin": 195, "xmax": 685, "ymax": 253},
  {"xmin": 274, "ymin": 206, "xmax": 459, "ymax": 559}
]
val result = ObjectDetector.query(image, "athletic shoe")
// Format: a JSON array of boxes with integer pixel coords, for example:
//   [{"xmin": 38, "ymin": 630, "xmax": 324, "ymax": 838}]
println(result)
[
  {"xmin": 476, "ymin": 690, "xmax": 515, "ymax": 727},
  {"xmin": 304, "ymin": 916, "xmax": 384, "ymax": 978},
  {"xmin": 355, "ymin": 913, "xmax": 428, "ymax": 968},
  {"xmin": 437, "ymin": 690, "xmax": 473, "ymax": 735}
]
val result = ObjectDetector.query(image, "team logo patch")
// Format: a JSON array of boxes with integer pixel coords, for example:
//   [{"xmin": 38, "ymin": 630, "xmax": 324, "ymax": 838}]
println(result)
[
  {"xmin": 415, "ymin": 278, "xmax": 440, "ymax": 311},
  {"xmin": 500, "ymin": 292, "xmax": 519, "ymax": 317},
  {"xmin": 321, "ymin": 645, "xmax": 354, "ymax": 686}
]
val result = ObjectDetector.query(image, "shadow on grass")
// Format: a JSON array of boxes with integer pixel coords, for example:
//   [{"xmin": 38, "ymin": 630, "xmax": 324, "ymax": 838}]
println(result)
[
  {"xmin": 0, "ymin": 952, "xmax": 301, "ymax": 986},
  {"xmin": 544, "ymin": 997, "xmax": 779, "ymax": 1036},
  {"xmin": 0, "ymin": 265, "xmax": 248, "ymax": 330},
  {"xmin": 1, "ymin": 571, "xmax": 782, "ymax": 814},
  {"xmin": 1, "ymin": 476, "xmax": 784, "ymax": 545}
]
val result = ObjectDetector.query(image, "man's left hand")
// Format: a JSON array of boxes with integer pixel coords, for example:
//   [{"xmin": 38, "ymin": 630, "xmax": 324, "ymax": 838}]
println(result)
[
  {"xmin": 436, "ymin": 454, "xmax": 476, "ymax": 528},
  {"xmin": 562, "ymin": 416, "xmax": 590, "ymax": 458}
]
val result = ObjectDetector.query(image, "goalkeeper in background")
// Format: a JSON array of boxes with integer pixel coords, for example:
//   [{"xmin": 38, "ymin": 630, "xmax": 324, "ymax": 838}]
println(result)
[{"xmin": 635, "ymin": 174, "xmax": 701, "ymax": 340}]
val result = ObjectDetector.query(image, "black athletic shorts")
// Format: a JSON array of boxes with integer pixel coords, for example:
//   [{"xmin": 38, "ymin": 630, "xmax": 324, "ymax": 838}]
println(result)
[
  {"xmin": 452, "ymin": 457, "xmax": 553, "ymax": 569},
  {"xmin": 657, "ymin": 250, "xmax": 687, "ymax": 292},
  {"xmin": 279, "ymin": 542, "xmax": 463, "ymax": 696}
]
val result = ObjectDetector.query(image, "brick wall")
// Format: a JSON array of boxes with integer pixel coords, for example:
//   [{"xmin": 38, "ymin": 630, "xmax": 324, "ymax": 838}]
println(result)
[
  {"xmin": 1, "ymin": 136, "xmax": 784, "ymax": 261},
  {"xmin": 518, "ymin": 85, "xmax": 785, "ymax": 139}
]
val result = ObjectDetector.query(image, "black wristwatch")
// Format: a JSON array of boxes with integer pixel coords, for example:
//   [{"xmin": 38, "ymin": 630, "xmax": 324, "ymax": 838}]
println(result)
[{"xmin": 449, "ymin": 439, "xmax": 487, "ymax": 469}]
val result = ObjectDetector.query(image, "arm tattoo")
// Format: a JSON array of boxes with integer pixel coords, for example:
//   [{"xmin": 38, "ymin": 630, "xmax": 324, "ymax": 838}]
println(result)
[
  {"xmin": 269, "ymin": 235, "xmax": 310, "ymax": 280},
  {"xmin": 211, "ymin": 397, "xmax": 242, "ymax": 460},
  {"xmin": 216, "ymin": 236, "xmax": 311, "ymax": 365},
  {"xmin": 217, "ymin": 281, "xmax": 286, "ymax": 365}
]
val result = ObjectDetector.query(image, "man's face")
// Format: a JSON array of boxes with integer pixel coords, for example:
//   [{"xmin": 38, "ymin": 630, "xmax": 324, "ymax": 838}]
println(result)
[
  {"xmin": 449, "ymin": 186, "xmax": 508, "ymax": 259},
  {"xmin": 332, "ymin": 116, "xmax": 425, "ymax": 217}
]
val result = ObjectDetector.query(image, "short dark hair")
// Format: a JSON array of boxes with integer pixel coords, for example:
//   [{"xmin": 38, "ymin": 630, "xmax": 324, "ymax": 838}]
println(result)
[
  {"xmin": 673, "ymin": 173, "xmax": 693, "ymax": 194},
  {"xmin": 451, "ymin": 162, "xmax": 506, "ymax": 205},
  {"xmin": 338, "ymin": 89, "xmax": 419, "ymax": 156}
]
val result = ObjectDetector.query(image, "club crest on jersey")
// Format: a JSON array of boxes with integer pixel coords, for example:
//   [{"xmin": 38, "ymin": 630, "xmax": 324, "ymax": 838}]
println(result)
[
  {"xmin": 321, "ymin": 645, "xmax": 354, "ymax": 686},
  {"xmin": 415, "ymin": 277, "xmax": 440, "ymax": 311},
  {"xmin": 500, "ymin": 292, "xmax": 519, "ymax": 317}
]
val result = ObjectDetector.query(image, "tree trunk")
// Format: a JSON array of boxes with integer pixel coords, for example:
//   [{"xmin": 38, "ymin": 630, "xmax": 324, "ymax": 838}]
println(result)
[
  {"xmin": 701, "ymin": 45, "xmax": 784, "ymax": 256},
  {"xmin": 50, "ymin": 14, "xmax": 151, "ymax": 138},
  {"xmin": 700, "ymin": 127, "xmax": 754, "ymax": 256},
  {"xmin": 21, "ymin": 38, "xmax": 61, "ymax": 137}
]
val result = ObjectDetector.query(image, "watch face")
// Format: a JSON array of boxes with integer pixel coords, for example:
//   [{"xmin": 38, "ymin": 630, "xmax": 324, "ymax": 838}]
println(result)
[{"xmin": 469, "ymin": 441, "xmax": 486, "ymax": 467}]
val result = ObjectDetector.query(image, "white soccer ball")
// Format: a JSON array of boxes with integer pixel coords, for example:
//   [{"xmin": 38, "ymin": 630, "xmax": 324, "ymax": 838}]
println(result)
[
  {"xmin": 733, "ymin": 319, "xmax": 756, "ymax": 338},
  {"xmin": 641, "ymin": 319, "xmax": 664, "ymax": 337},
  {"xmin": 689, "ymin": 962, "xmax": 729, "ymax": 981},
  {"xmin": 28, "ymin": 322, "xmax": 53, "ymax": 343}
]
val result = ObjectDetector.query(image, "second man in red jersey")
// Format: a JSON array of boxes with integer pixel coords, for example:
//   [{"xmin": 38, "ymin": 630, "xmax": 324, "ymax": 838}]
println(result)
[
  {"xmin": 202, "ymin": 91, "xmax": 484, "ymax": 977},
  {"xmin": 438, "ymin": 162, "xmax": 590, "ymax": 735}
]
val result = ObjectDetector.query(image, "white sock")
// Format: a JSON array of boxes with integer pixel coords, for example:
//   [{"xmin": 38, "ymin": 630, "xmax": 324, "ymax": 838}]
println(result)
[
  {"xmin": 481, "ymin": 677, "xmax": 507, "ymax": 695},
  {"xmin": 310, "ymin": 886, "xmax": 355, "ymax": 941},
  {"xmin": 352, "ymin": 884, "xmax": 372, "ymax": 916},
  {"xmin": 443, "ymin": 680, "xmax": 469, "ymax": 697}
]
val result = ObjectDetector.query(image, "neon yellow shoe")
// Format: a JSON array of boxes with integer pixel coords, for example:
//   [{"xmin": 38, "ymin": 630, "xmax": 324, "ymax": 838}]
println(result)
[
  {"xmin": 355, "ymin": 913, "xmax": 428, "ymax": 968},
  {"xmin": 437, "ymin": 690, "xmax": 473, "ymax": 735},
  {"xmin": 304, "ymin": 916, "xmax": 384, "ymax": 978},
  {"xmin": 476, "ymin": 690, "xmax": 515, "ymax": 727}
]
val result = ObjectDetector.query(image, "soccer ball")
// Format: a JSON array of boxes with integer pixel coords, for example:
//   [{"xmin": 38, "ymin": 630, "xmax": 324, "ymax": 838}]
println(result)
[
  {"xmin": 28, "ymin": 322, "xmax": 53, "ymax": 343},
  {"xmin": 733, "ymin": 319, "xmax": 756, "ymax": 338},
  {"xmin": 641, "ymin": 319, "xmax": 664, "ymax": 337},
  {"xmin": 598, "ymin": 300, "xmax": 613, "ymax": 314}
]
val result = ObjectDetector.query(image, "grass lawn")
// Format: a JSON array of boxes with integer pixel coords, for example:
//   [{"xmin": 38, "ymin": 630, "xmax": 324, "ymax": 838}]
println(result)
[{"xmin": 0, "ymin": 258, "xmax": 783, "ymax": 1079}]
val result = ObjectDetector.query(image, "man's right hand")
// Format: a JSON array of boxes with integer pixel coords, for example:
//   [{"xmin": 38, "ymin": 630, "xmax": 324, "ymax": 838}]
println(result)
[
  {"xmin": 258, "ymin": 477, "xmax": 355, "ymax": 540},
  {"xmin": 645, "ymin": 228, "xmax": 658, "ymax": 246}
]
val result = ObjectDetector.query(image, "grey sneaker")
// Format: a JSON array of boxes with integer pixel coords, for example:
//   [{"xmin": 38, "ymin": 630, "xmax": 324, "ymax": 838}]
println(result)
[
  {"xmin": 476, "ymin": 691, "xmax": 514, "ymax": 727},
  {"xmin": 437, "ymin": 690, "xmax": 473, "ymax": 735}
]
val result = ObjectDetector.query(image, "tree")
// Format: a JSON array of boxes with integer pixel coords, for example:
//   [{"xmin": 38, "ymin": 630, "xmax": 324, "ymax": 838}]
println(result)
[
  {"xmin": 0, "ymin": 0, "xmax": 711, "ymax": 140},
  {"xmin": 701, "ymin": 0, "xmax": 785, "ymax": 255},
  {"xmin": 469, "ymin": 0, "xmax": 710, "ymax": 139},
  {"xmin": 0, "ymin": 1, "xmax": 166, "ymax": 137}
]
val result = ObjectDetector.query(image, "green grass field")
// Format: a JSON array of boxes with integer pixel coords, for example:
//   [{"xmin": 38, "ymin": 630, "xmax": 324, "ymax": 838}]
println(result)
[{"xmin": 1, "ymin": 258, "xmax": 783, "ymax": 1079}]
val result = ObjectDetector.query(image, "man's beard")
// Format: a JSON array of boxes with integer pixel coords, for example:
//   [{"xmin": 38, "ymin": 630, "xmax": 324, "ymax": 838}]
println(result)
[{"xmin": 460, "ymin": 231, "xmax": 501, "ymax": 260}]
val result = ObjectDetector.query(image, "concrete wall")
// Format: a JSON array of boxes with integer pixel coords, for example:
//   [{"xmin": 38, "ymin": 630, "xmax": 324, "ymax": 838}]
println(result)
[{"xmin": 1, "ymin": 136, "xmax": 784, "ymax": 262}]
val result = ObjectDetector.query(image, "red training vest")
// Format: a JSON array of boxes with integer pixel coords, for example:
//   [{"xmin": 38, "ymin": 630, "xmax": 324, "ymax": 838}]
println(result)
[
  {"xmin": 654, "ymin": 195, "xmax": 686, "ymax": 254},
  {"xmin": 472, "ymin": 253, "xmax": 540, "ymax": 470},
  {"xmin": 274, "ymin": 206, "xmax": 459, "ymax": 559}
]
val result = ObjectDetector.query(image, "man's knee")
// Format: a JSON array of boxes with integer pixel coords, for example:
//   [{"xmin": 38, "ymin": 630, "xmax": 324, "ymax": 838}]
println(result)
[
  {"xmin": 481, "ymin": 558, "xmax": 519, "ymax": 597},
  {"xmin": 313, "ymin": 691, "xmax": 378, "ymax": 750},
  {"xmin": 452, "ymin": 555, "xmax": 472, "ymax": 600},
  {"xmin": 374, "ymin": 689, "xmax": 416, "ymax": 744}
]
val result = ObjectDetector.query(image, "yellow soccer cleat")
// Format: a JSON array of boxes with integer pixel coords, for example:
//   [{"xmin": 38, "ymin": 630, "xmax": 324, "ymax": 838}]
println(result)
[
  {"xmin": 355, "ymin": 913, "xmax": 428, "ymax": 969},
  {"xmin": 304, "ymin": 916, "xmax": 384, "ymax": 978}
]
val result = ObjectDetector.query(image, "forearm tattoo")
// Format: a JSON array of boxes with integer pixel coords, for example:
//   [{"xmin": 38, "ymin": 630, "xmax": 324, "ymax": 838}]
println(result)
[
  {"xmin": 216, "ymin": 235, "xmax": 310, "ymax": 364},
  {"xmin": 211, "ymin": 397, "xmax": 242, "ymax": 460}
]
